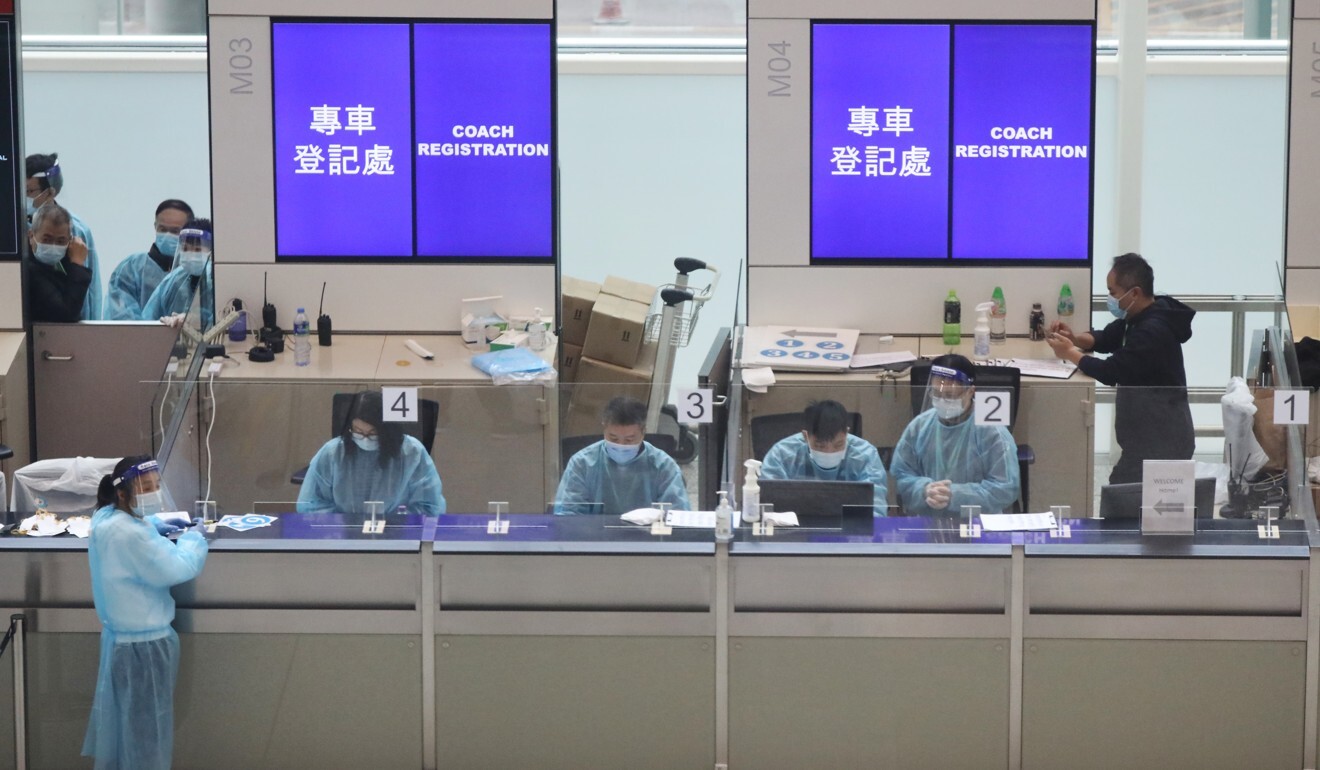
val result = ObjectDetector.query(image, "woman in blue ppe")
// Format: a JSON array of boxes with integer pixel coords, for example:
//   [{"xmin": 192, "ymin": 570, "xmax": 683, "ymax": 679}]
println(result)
[
  {"xmin": 297, "ymin": 390, "xmax": 446, "ymax": 515},
  {"xmin": 26, "ymin": 153, "xmax": 102, "ymax": 319},
  {"xmin": 891, "ymin": 355, "xmax": 1020, "ymax": 515},
  {"xmin": 105, "ymin": 199, "xmax": 194, "ymax": 320},
  {"xmin": 761, "ymin": 399, "xmax": 889, "ymax": 515},
  {"xmin": 555, "ymin": 396, "xmax": 690, "ymax": 515},
  {"xmin": 83, "ymin": 455, "xmax": 208, "ymax": 770},
  {"xmin": 141, "ymin": 218, "xmax": 215, "ymax": 329}
]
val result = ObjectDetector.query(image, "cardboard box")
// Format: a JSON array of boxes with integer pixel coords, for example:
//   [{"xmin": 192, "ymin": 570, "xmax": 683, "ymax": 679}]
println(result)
[
  {"xmin": 601, "ymin": 275, "xmax": 656, "ymax": 306},
  {"xmin": 561, "ymin": 277, "xmax": 601, "ymax": 347},
  {"xmin": 573, "ymin": 342, "xmax": 657, "ymax": 407},
  {"xmin": 560, "ymin": 343, "xmax": 584, "ymax": 384},
  {"xmin": 582, "ymin": 293, "xmax": 650, "ymax": 368}
]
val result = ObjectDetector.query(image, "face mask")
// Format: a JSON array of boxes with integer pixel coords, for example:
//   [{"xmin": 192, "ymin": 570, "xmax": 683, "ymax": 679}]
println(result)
[
  {"xmin": 155, "ymin": 232, "xmax": 179, "ymax": 257},
  {"xmin": 32, "ymin": 242, "xmax": 66, "ymax": 265},
  {"xmin": 604, "ymin": 440, "xmax": 641, "ymax": 464},
  {"xmin": 933, "ymin": 395, "xmax": 966, "ymax": 421},
  {"xmin": 25, "ymin": 195, "xmax": 37, "ymax": 218},
  {"xmin": 810, "ymin": 448, "xmax": 846, "ymax": 470},
  {"xmin": 351, "ymin": 432, "xmax": 379, "ymax": 452},
  {"xmin": 131, "ymin": 489, "xmax": 165, "ymax": 518},
  {"xmin": 178, "ymin": 250, "xmax": 210, "ymax": 277},
  {"xmin": 1107, "ymin": 288, "xmax": 1133, "ymax": 319}
]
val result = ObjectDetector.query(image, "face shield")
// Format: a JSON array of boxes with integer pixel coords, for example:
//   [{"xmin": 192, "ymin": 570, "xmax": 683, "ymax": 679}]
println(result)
[
  {"xmin": 174, "ymin": 228, "xmax": 213, "ymax": 278},
  {"xmin": 112, "ymin": 459, "xmax": 166, "ymax": 517},
  {"xmin": 922, "ymin": 365, "xmax": 974, "ymax": 424}
]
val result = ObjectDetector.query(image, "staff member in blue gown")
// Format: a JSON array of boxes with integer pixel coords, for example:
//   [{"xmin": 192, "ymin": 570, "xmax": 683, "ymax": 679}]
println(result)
[
  {"xmin": 890, "ymin": 355, "xmax": 1020, "ymax": 515},
  {"xmin": 297, "ymin": 390, "xmax": 446, "ymax": 515},
  {"xmin": 26, "ymin": 152, "xmax": 103, "ymax": 319},
  {"xmin": 105, "ymin": 199, "xmax": 194, "ymax": 320},
  {"xmin": 555, "ymin": 396, "xmax": 690, "ymax": 515},
  {"xmin": 83, "ymin": 456, "xmax": 208, "ymax": 770},
  {"xmin": 141, "ymin": 219, "xmax": 215, "ymax": 328},
  {"xmin": 760, "ymin": 399, "xmax": 889, "ymax": 515}
]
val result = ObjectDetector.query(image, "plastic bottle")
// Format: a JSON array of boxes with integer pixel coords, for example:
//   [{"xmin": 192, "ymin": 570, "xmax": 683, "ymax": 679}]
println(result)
[
  {"xmin": 714, "ymin": 491, "xmax": 734, "ymax": 542},
  {"xmin": 293, "ymin": 307, "xmax": 311, "ymax": 366},
  {"xmin": 942, "ymin": 290, "xmax": 961, "ymax": 346},
  {"xmin": 990, "ymin": 287, "xmax": 1006, "ymax": 344},
  {"xmin": 528, "ymin": 307, "xmax": 548, "ymax": 351},
  {"xmin": 1057, "ymin": 283, "xmax": 1075, "ymax": 325},
  {"xmin": 973, "ymin": 302, "xmax": 994, "ymax": 361},
  {"xmin": 1029, "ymin": 303, "xmax": 1045, "ymax": 341},
  {"xmin": 228, "ymin": 298, "xmax": 247, "ymax": 343},
  {"xmin": 741, "ymin": 459, "xmax": 763, "ymax": 523}
]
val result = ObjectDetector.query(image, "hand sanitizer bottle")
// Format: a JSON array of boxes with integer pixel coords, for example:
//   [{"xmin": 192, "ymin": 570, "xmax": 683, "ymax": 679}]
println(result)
[{"xmin": 714, "ymin": 491, "xmax": 734, "ymax": 541}]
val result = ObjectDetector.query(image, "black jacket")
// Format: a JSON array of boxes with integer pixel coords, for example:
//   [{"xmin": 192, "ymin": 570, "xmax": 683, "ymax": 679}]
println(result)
[
  {"xmin": 26, "ymin": 254, "xmax": 92, "ymax": 323},
  {"xmin": 1080, "ymin": 296, "xmax": 1196, "ymax": 466}
]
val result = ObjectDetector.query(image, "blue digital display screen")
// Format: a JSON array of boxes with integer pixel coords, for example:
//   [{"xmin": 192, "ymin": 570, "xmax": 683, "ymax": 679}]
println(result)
[
  {"xmin": 811, "ymin": 22, "xmax": 1094, "ymax": 264},
  {"xmin": 271, "ymin": 20, "xmax": 554, "ymax": 262}
]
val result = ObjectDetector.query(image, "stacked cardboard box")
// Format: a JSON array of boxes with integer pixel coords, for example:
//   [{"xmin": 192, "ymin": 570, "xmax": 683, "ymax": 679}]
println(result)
[
  {"xmin": 581, "ymin": 276, "xmax": 655, "ymax": 368},
  {"xmin": 560, "ymin": 275, "xmax": 659, "ymax": 436}
]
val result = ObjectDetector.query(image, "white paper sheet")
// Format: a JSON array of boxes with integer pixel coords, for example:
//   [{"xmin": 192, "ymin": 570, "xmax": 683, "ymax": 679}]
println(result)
[
  {"xmin": 666, "ymin": 510, "xmax": 717, "ymax": 528},
  {"xmin": 1007, "ymin": 359, "xmax": 1077, "ymax": 379},
  {"xmin": 849, "ymin": 351, "xmax": 918, "ymax": 369},
  {"xmin": 979, "ymin": 512, "xmax": 1058, "ymax": 531}
]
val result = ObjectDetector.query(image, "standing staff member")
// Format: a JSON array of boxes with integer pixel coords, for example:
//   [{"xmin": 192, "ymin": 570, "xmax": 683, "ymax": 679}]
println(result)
[
  {"xmin": 1047, "ymin": 253, "xmax": 1195, "ymax": 483},
  {"xmin": 105, "ymin": 199, "xmax": 194, "ymax": 320},
  {"xmin": 83, "ymin": 456, "xmax": 208, "ymax": 770}
]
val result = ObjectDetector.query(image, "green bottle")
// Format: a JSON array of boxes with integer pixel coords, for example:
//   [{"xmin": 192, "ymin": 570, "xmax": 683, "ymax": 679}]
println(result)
[
  {"xmin": 1058, "ymin": 283, "xmax": 1075, "ymax": 321},
  {"xmin": 942, "ymin": 290, "xmax": 961, "ymax": 345}
]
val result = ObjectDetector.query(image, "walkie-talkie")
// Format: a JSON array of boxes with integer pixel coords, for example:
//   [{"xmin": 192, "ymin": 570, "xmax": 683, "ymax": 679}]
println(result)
[
  {"xmin": 316, "ymin": 281, "xmax": 332, "ymax": 347},
  {"xmin": 261, "ymin": 271, "xmax": 278, "ymax": 329}
]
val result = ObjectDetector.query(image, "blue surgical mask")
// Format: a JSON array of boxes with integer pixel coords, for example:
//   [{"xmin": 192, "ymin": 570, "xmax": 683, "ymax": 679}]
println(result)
[
  {"xmin": 1107, "ymin": 288, "xmax": 1133, "ymax": 319},
  {"xmin": 810, "ymin": 447, "xmax": 846, "ymax": 470},
  {"xmin": 604, "ymin": 440, "xmax": 641, "ymax": 464},
  {"xmin": 131, "ymin": 489, "xmax": 165, "ymax": 518},
  {"xmin": 32, "ymin": 242, "xmax": 66, "ymax": 265},
  {"xmin": 351, "ymin": 432, "xmax": 379, "ymax": 452},
  {"xmin": 155, "ymin": 232, "xmax": 179, "ymax": 257},
  {"xmin": 933, "ymin": 395, "xmax": 966, "ymax": 421},
  {"xmin": 178, "ymin": 250, "xmax": 209, "ymax": 277}
]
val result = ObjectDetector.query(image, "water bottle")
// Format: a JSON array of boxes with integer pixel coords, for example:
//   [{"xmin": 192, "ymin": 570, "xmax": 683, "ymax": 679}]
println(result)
[
  {"xmin": 990, "ymin": 287, "xmax": 1006, "ymax": 344},
  {"xmin": 293, "ymin": 307, "xmax": 311, "ymax": 367},
  {"xmin": 942, "ymin": 290, "xmax": 961, "ymax": 345}
]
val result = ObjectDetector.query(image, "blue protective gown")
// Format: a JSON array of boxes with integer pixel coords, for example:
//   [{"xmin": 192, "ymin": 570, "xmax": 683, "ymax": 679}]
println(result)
[
  {"xmin": 70, "ymin": 211, "xmax": 102, "ymax": 320},
  {"xmin": 105, "ymin": 249, "xmax": 170, "ymax": 321},
  {"xmin": 890, "ymin": 409, "xmax": 1021, "ymax": 515},
  {"xmin": 297, "ymin": 434, "xmax": 446, "ymax": 515},
  {"xmin": 140, "ymin": 266, "xmax": 214, "ymax": 329},
  {"xmin": 82, "ymin": 504, "xmax": 208, "ymax": 770},
  {"xmin": 760, "ymin": 433, "xmax": 890, "ymax": 515},
  {"xmin": 555, "ymin": 440, "xmax": 690, "ymax": 515}
]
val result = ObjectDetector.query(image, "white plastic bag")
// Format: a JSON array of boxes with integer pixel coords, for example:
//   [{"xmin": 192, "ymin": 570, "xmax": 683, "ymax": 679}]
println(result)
[{"xmin": 1221, "ymin": 377, "xmax": 1269, "ymax": 481}]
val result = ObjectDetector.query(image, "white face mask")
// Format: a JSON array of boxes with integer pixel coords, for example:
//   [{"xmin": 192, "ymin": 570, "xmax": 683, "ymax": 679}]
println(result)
[
  {"xmin": 810, "ymin": 448, "xmax": 846, "ymax": 470},
  {"xmin": 32, "ymin": 242, "xmax": 67, "ymax": 265},
  {"xmin": 131, "ymin": 489, "xmax": 165, "ymax": 518},
  {"xmin": 351, "ymin": 432, "xmax": 379, "ymax": 452},
  {"xmin": 932, "ymin": 395, "xmax": 966, "ymax": 421},
  {"xmin": 604, "ymin": 440, "xmax": 641, "ymax": 464},
  {"xmin": 179, "ymin": 250, "xmax": 209, "ymax": 277}
]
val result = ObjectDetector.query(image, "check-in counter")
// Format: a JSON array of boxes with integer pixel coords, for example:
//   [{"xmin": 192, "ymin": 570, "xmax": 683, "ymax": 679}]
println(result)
[
  {"xmin": 740, "ymin": 334, "xmax": 1096, "ymax": 514},
  {"xmin": 0, "ymin": 332, "xmax": 30, "ymax": 494}
]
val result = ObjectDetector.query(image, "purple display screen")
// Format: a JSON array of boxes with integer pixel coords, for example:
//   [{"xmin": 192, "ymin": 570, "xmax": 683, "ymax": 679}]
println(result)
[
  {"xmin": 811, "ymin": 22, "xmax": 1094, "ymax": 264},
  {"xmin": 272, "ymin": 21, "xmax": 554, "ymax": 262}
]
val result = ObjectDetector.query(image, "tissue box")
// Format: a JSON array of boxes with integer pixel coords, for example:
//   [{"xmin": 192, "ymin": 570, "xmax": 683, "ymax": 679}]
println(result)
[
  {"xmin": 561, "ymin": 277, "xmax": 601, "ymax": 347},
  {"xmin": 489, "ymin": 330, "xmax": 529, "ymax": 351}
]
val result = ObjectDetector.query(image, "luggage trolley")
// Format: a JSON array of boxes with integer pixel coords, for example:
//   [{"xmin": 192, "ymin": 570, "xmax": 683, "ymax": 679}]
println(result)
[{"xmin": 644, "ymin": 258, "xmax": 720, "ymax": 465}]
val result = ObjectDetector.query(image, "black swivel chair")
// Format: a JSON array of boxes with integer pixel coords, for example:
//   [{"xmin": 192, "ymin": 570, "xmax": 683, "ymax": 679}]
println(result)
[
  {"xmin": 0, "ymin": 444, "xmax": 11, "ymax": 462},
  {"xmin": 748, "ymin": 411, "xmax": 864, "ymax": 462},
  {"xmin": 291, "ymin": 393, "xmax": 440, "ymax": 485},
  {"xmin": 898, "ymin": 363, "xmax": 1035, "ymax": 511}
]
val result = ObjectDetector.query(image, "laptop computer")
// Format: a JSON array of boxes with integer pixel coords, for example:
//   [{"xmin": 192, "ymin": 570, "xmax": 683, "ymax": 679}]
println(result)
[{"xmin": 759, "ymin": 478, "xmax": 874, "ymax": 529}]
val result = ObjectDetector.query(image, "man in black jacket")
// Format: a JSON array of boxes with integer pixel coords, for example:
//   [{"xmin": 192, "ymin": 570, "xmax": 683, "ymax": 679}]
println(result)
[
  {"xmin": 1047, "ymin": 253, "xmax": 1196, "ymax": 483},
  {"xmin": 25, "ymin": 202, "xmax": 91, "ymax": 323}
]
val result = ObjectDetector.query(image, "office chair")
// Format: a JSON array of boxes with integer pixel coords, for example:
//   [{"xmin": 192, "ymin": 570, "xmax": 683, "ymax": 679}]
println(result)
[
  {"xmin": 894, "ymin": 363, "xmax": 1035, "ymax": 511},
  {"xmin": 0, "ymin": 444, "xmax": 11, "ymax": 462},
  {"xmin": 748, "ymin": 411, "xmax": 864, "ymax": 462},
  {"xmin": 291, "ymin": 393, "xmax": 440, "ymax": 485}
]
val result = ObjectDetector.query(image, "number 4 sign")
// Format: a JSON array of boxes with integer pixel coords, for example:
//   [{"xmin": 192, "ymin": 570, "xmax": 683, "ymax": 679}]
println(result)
[
  {"xmin": 974, "ymin": 391, "xmax": 1011, "ymax": 427},
  {"xmin": 382, "ymin": 387, "xmax": 419, "ymax": 422},
  {"xmin": 1273, "ymin": 390, "xmax": 1309, "ymax": 426}
]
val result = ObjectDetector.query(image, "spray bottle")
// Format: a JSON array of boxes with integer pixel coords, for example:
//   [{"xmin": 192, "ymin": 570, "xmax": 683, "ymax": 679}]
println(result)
[
  {"xmin": 715, "ymin": 491, "xmax": 734, "ymax": 541},
  {"xmin": 741, "ymin": 460, "xmax": 763, "ymax": 523},
  {"xmin": 973, "ymin": 302, "xmax": 994, "ymax": 361}
]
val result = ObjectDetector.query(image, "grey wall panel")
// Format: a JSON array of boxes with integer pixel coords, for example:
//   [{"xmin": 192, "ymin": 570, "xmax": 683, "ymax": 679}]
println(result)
[
  {"xmin": 1289, "ymin": 20, "xmax": 1320, "ymax": 267},
  {"xmin": 747, "ymin": 19, "xmax": 809, "ymax": 268}
]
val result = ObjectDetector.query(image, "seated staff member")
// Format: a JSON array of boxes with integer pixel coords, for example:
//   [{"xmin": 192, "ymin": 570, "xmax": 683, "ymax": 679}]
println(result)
[
  {"xmin": 106, "ymin": 199, "xmax": 194, "ymax": 320},
  {"xmin": 26, "ymin": 152, "xmax": 102, "ymax": 319},
  {"xmin": 555, "ymin": 396, "xmax": 689, "ymax": 515},
  {"xmin": 141, "ymin": 218, "xmax": 215, "ymax": 328},
  {"xmin": 84, "ymin": 456, "xmax": 208, "ymax": 770},
  {"xmin": 297, "ymin": 391, "xmax": 446, "ymax": 515},
  {"xmin": 760, "ymin": 399, "xmax": 889, "ymax": 515},
  {"xmin": 25, "ymin": 202, "xmax": 92, "ymax": 323},
  {"xmin": 890, "ymin": 355, "xmax": 1020, "ymax": 515},
  {"xmin": 1047, "ymin": 252, "xmax": 1195, "ymax": 483}
]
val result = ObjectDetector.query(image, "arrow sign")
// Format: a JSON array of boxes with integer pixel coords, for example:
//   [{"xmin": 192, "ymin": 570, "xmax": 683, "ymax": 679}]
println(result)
[
  {"xmin": 1152, "ymin": 500, "xmax": 1184, "ymax": 515},
  {"xmin": 782, "ymin": 329, "xmax": 838, "ymax": 339}
]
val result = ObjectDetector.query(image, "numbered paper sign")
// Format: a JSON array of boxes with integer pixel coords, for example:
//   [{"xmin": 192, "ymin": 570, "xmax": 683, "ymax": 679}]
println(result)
[
  {"xmin": 382, "ymin": 387, "xmax": 419, "ymax": 422},
  {"xmin": 974, "ymin": 391, "xmax": 1011, "ymax": 426},
  {"xmin": 1273, "ymin": 389, "xmax": 1310, "ymax": 426},
  {"xmin": 678, "ymin": 388, "xmax": 714, "ymax": 424}
]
